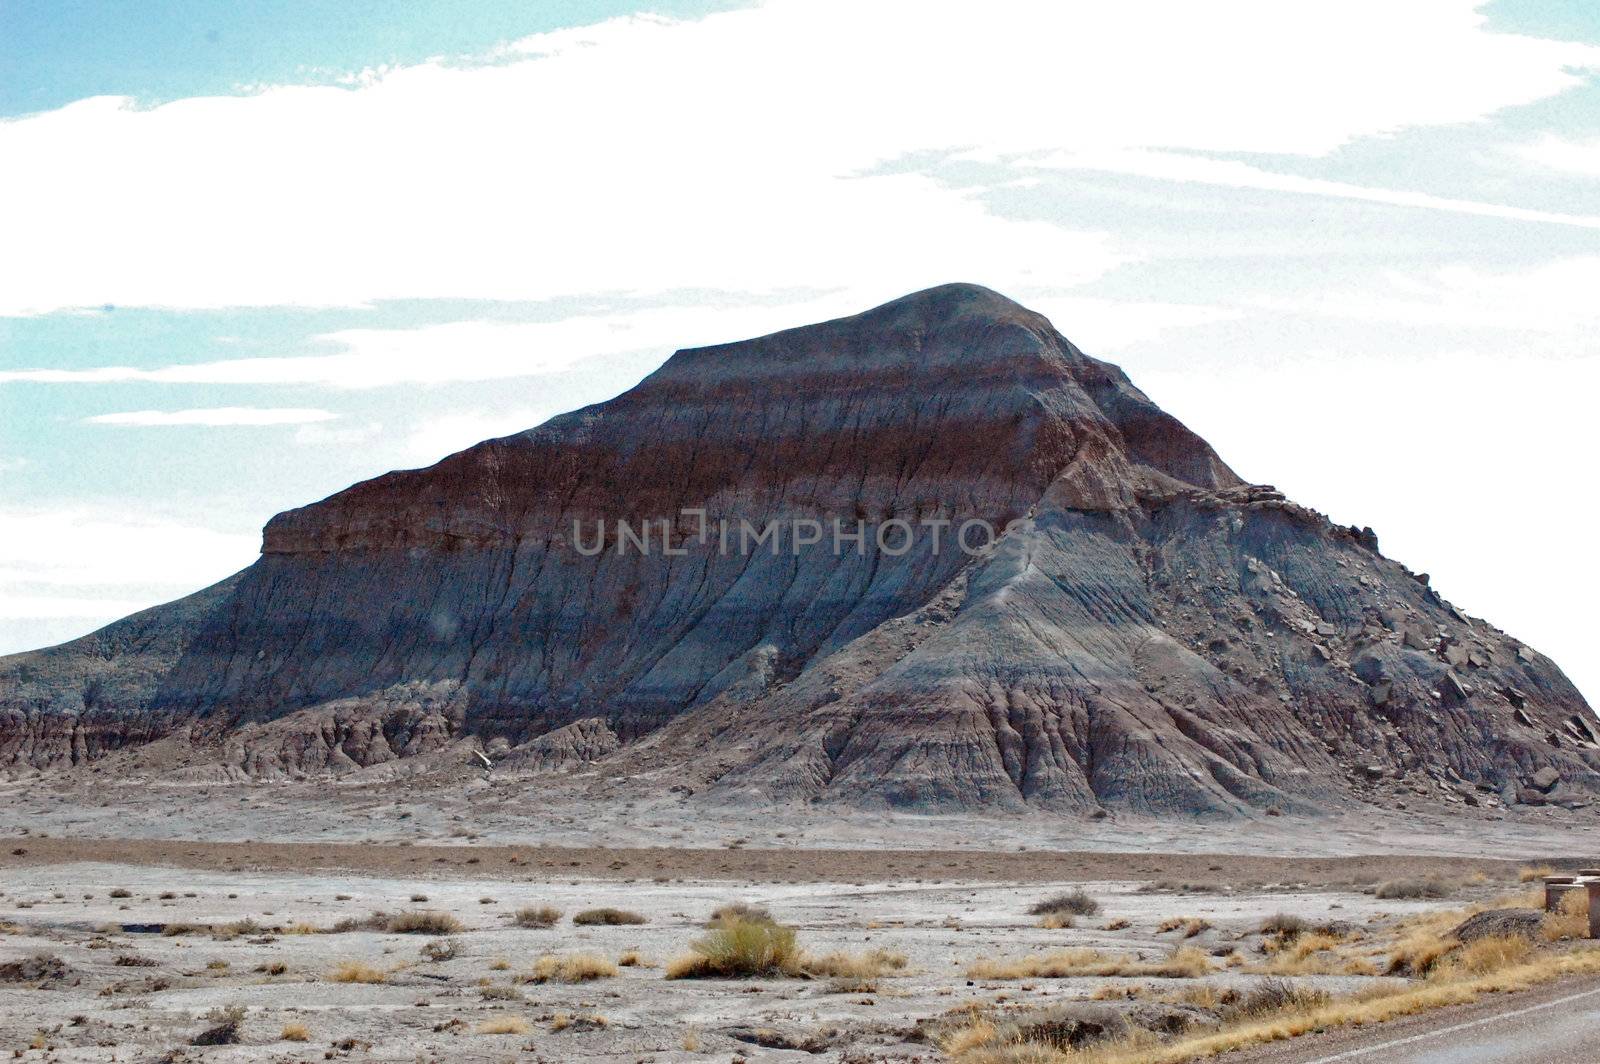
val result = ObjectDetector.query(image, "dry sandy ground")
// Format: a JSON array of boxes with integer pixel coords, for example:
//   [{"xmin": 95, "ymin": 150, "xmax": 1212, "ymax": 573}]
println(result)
[
  {"xmin": 2, "ymin": 775, "xmax": 1599, "ymax": 860},
  {"xmin": 1, "ymin": 781, "xmax": 1596, "ymax": 1061},
  {"xmin": 0, "ymin": 838, "xmax": 1579, "ymax": 1062}
]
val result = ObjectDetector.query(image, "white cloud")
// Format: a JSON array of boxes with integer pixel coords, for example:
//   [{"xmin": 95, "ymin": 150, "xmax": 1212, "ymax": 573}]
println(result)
[
  {"xmin": 1248, "ymin": 255, "xmax": 1600, "ymax": 333},
  {"xmin": 1513, "ymin": 134, "xmax": 1600, "ymax": 177},
  {"xmin": 1029, "ymin": 148, "xmax": 1600, "ymax": 229},
  {"xmin": 84, "ymin": 407, "xmax": 338, "ymax": 426},
  {"xmin": 0, "ymin": 505, "xmax": 259, "ymax": 649},
  {"xmin": 0, "ymin": 0, "xmax": 1594, "ymax": 316},
  {"xmin": 0, "ymin": 458, "xmax": 25, "ymax": 473}
]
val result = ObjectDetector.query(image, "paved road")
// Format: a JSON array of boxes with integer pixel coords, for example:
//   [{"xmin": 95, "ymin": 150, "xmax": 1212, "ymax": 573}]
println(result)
[{"xmin": 1224, "ymin": 975, "xmax": 1600, "ymax": 1064}]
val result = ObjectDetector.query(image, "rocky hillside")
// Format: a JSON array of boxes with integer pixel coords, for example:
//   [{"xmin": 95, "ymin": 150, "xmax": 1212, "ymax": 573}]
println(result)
[{"xmin": 1, "ymin": 283, "xmax": 1594, "ymax": 816}]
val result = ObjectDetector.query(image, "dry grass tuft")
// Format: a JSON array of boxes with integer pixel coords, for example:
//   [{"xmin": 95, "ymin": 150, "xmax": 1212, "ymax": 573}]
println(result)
[
  {"xmin": 1157, "ymin": 917, "xmax": 1212, "ymax": 938},
  {"xmin": 1029, "ymin": 889, "xmax": 1100, "ymax": 918},
  {"xmin": 1543, "ymin": 890, "xmax": 1589, "ymax": 942},
  {"xmin": 1442, "ymin": 934, "xmax": 1533, "ymax": 976},
  {"xmin": 279, "ymin": 1023, "xmax": 310, "ymax": 1042},
  {"xmin": 804, "ymin": 948, "xmax": 908, "ymax": 979},
  {"xmin": 967, "ymin": 946, "xmax": 1210, "ymax": 981},
  {"xmin": 513, "ymin": 905, "xmax": 561, "ymax": 929},
  {"xmin": 527, "ymin": 953, "xmax": 619, "ymax": 984},
  {"xmin": 474, "ymin": 1016, "xmax": 531, "ymax": 1035},
  {"xmin": 1039, "ymin": 913, "xmax": 1074, "ymax": 930},
  {"xmin": 666, "ymin": 918, "xmax": 802, "ymax": 979},
  {"xmin": 385, "ymin": 910, "xmax": 463, "ymax": 935},
  {"xmin": 1519, "ymin": 865, "xmax": 1557, "ymax": 883},
  {"xmin": 617, "ymin": 950, "xmax": 654, "ymax": 968},
  {"xmin": 329, "ymin": 961, "xmax": 388, "ymax": 984},
  {"xmin": 1386, "ymin": 931, "xmax": 1457, "ymax": 977},
  {"xmin": 1375, "ymin": 877, "xmax": 1454, "ymax": 900},
  {"xmin": 707, "ymin": 901, "xmax": 774, "ymax": 927},
  {"xmin": 572, "ymin": 907, "xmax": 647, "ymax": 926}
]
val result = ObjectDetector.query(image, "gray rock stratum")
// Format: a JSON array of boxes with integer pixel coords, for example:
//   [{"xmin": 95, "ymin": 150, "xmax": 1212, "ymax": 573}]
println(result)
[{"xmin": 2, "ymin": 283, "xmax": 1595, "ymax": 816}]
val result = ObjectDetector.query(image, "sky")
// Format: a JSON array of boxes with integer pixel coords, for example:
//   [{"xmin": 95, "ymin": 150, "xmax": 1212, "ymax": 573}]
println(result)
[{"xmin": 0, "ymin": 0, "xmax": 1597, "ymax": 701}]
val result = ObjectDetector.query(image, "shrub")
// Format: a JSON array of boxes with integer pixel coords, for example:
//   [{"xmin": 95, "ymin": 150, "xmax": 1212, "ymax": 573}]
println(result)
[
  {"xmin": 108, "ymin": 889, "xmax": 132, "ymax": 899},
  {"xmin": 706, "ymin": 901, "xmax": 773, "ymax": 927},
  {"xmin": 1260, "ymin": 912, "xmax": 1310, "ymax": 938},
  {"xmin": 1220, "ymin": 977, "xmax": 1331, "ymax": 1022},
  {"xmin": 1447, "ymin": 934, "xmax": 1533, "ymax": 975},
  {"xmin": 1039, "ymin": 913, "xmax": 1073, "ymax": 930},
  {"xmin": 114, "ymin": 954, "xmax": 156, "ymax": 967},
  {"xmin": 527, "ymin": 953, "xmax": 619, "ymax": 983},
  {"xmin": 1386, "ymin": 932, "xmax": 1456, "ymax": 976},
  {"xmin": 513, "ymin": 905, "xmax": 561, "ymax": 929},
  {"xmin": 329, "ymin": 961, "xmax": 388, "ymax": 984},
  {"xmin": 280, "ymin": 1022, "xmax": 310, "ymax": 1042},
  {"xmin": 1158, "ymin": 916, "xmax": 1212, "ymax": 938},
  {"xmin": 1375, "ymin": 878, "xmax": 1453, "ymax": 900},
  {"xmin": 385, "ymin": 910, "xmax": 462, "ymax": 935},
  {"xmin": 666, "ymin": 919, "xmax": 801, "ymax": 979},
  {"xmin": 573, "ymin": 907, "xmax": 647, "ymax": 926},
  {"xmin": 420, "ymin": 938, "xmax": 457, "ymax": 963},
  {"xmin": 192, "ymin": 1004, "xmax": 245, "ymax": 1046},
  {"xmin": 160, "ymin": 922, "xmax": 210, "ymax": 937},
  {"xmin": 1028, "ymin": 889, "xmax": 1100, "ymax": 917},
  {"xmin": 617, "ymin": 950, "xmax": 651, "ymax": 967}
]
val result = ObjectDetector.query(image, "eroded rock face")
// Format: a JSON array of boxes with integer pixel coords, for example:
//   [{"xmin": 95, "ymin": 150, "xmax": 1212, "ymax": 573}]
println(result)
[{"xmin": 1, "ymin": 283, "xmax": 1595, "ymax": 814}]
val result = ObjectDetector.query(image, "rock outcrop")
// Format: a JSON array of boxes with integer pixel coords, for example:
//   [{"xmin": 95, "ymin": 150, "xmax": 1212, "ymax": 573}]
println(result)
[{"xmin": 1, "ymin": 283, "xmax": 1594, "ymax": 815}]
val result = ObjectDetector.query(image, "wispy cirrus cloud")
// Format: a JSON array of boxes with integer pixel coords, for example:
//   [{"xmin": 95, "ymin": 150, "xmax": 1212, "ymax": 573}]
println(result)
[
  {"xmin": 1026, "ymin": 148, "xmax": 1600, "ymax": 229},
  {"xmin": 0, "ymin": 0, "xmax": 1594, "ymax": 318},
  {"xmin": 1512, "ymin": 134, "xmax": 1600, "ymax": 178},
  {"xmin": 84, "ymin": 407, "xmax": 337, "ymax": 426}
]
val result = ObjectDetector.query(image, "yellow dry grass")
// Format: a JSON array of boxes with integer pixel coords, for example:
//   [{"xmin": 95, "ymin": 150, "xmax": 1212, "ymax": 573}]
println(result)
[
  {"xmin": 1519, "ymin": 865, "xmax": 1557, "ymax": 883},
  {"xmin": 328, "ymin": 960, "xmax": 388, "ymax": 984},
  {"xmin": 945, "ymin": 944, "xmax": 1600, "ymax": 1064},
  {"xmin": 804, "ymin": 948, "xmax": 909, "ymax": 979},
  {"xmin": 527, "ymin": 952, "xmax": 618, "ymax": 984},
  {"xmin": 474, "ymin": 1016, "xmax": 530, "ymax": 1035},
  {"xmin": 279, "ymin": 1023, "xmax": 310, "ymax": 1042},
  {"xmin": 966, "ymin": 947, "xmax": 1210, "ymax": 981}
]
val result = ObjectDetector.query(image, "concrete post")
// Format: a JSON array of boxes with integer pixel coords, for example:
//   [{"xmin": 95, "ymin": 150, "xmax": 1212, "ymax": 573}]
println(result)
[
  {"xmin": 1587, "ymin": 880, "xmax": 1600, "ymax": 940},
  {"xmin": 1545, "ymin": 875, "xmax": 1578, "ymax": 911}
]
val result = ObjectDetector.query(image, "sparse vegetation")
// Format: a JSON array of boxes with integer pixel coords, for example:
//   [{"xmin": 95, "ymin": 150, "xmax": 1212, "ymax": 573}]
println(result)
[
  {"xmin": 1519, "ymin": 865, "xmax": 1556, "ymax": 883},
  {"xmin": 384, "ymin": 910, "xmax": 463, "ymax": 934},
  {"xmin": 1375, "ymin": 877, "xmax": 1454, "ymax": 900},
  {"xmin": 1029, "ymin": 889, "xmax": 1100, "ymax": 917},
  {"xmin": 527, "ymin": 953, "xmax": 619, "ymax": 983},
  {"xmin": 966, "ymin": 946, "xmax": 1210, "ymax": 981},
  {"xmin": 329, "ymin": 961, "xmax": 388, "ymax": 984},
  {"xmin": 192, "ymin": 1004, "xmax": 245, "ymax": 1046},
  {"xmin": 419, "ymin": 938, "xmax": 457, "ymax": 962},
  {"xmin": 513, "ymin": 904, "xmax": 562, "ymax": 928},
  {"xmin": 280, "ymin": 1022, "xmax": 310, "ymax": 1042},
  {"xmin": 667, "ymin": 918, "xmax": 802, "ymax": 979},
  {"xmin": 573, "ymin": 907, "xmax": 647, "ymax": 926},
  {"xmin": 707, "ymin": 901, "xmax": 773, "ymax": 927},
  {"xmin": 1157, "ymin": 916, "xmax": 1212, "ymax": 938},
  {"xmin": 474, "ymin": 1016, "xmax": 530, "ymax": 1035},
  {"xmin": 804, "ymin": 947, "xmax": 908, "ymax": 979},
  {"xmin": 1039, "ymin": 912, "xmax": 1074, "ymax": 929}
]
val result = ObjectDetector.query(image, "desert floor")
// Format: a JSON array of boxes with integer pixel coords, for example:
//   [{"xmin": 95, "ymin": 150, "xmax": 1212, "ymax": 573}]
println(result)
[{"xmin": 2, "ymin": 783, "xmax": 1597, "ymax": 1062}]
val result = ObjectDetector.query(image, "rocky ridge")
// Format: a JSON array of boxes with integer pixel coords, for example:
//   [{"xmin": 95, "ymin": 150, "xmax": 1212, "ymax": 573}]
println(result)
[{"xmin": 0, "ymin": 283, "xmax": 1593, "ymax": 817}]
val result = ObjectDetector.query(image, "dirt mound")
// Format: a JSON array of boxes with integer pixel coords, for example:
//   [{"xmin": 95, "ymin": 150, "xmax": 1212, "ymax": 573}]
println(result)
[{"xmin": 1452, "ymin": 908, "xmax": 1548, "ymax": 943}]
